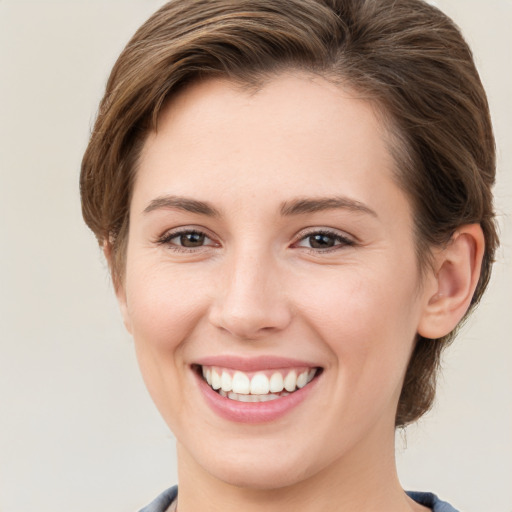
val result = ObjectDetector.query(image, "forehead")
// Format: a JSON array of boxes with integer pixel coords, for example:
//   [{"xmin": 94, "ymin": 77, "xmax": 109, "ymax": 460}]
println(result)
[
  {"xmin": 150, "ymin": 73, "xmax": 385, "ymax": 154},
  {"xmin": 134, "ymin": 73, "xmax": 409, "ymax": 223}
]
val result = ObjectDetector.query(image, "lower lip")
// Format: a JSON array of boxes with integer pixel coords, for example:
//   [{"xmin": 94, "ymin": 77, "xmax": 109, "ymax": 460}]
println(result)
[{"xmin": 194, "ymin": 369, "xmax": 320, "ymax": 424}]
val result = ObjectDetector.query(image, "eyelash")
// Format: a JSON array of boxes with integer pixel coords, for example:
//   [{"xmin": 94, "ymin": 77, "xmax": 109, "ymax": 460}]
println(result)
[
  {"xmin": 292, "ymin": 229, "xmax": 355, "ymax": 252},
  {"xmin": 156, "ymin": 227, "xmax": 356, "ymax": 254},
  {"xmin": 156, "ymin": 228, "xmax": 218, "ymax": 253}
]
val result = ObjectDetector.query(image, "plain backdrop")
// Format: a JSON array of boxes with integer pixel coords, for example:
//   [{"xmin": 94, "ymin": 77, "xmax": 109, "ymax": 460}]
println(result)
[{"xmin": 0, "ymin": 1, "xmax": 510, "ymax": 511}]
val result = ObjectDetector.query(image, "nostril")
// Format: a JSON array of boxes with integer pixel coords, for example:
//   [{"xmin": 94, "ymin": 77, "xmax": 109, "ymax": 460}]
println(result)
[{"xmin": 208, "ymin": 304, "xmax": 293, "ymax": 340}]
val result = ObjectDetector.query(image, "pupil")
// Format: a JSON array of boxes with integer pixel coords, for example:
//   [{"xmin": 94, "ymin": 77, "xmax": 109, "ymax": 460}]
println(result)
[
  {"xmin": 309, "ymin": 234, "xmax": 334, "ymax": 248},
  {"xmin": 181, "ymin": 232, "xmax": 205, "ymax": 247}
]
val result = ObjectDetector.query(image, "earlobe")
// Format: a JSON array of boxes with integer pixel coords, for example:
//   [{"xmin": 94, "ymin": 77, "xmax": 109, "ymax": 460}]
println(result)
[
  {"xmin": 418, "ymin": 224, "xmax": 485, "ymax": 339},
  {"xmin": 103, "ymin": 242, "xmax": 133, "ymax": 334}
]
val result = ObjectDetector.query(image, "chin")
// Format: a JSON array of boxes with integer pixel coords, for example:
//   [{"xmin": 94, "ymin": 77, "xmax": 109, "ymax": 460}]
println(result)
[
  {"xmin": 186, "ymin": 437, "xmax": 324, "ymax": 491},
  {"xmin": 210, "ymin": 460, "xmax": 313, "ymax": 491}
]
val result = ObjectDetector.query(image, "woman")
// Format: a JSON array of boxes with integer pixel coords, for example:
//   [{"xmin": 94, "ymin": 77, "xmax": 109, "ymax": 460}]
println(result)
[{"xmin": 80, "ymin": 0, "xmax": 498, "ymax": 510}]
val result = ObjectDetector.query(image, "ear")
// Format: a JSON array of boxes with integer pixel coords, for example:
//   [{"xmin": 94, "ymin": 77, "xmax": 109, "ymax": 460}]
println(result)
[
  {"xmin": 418, "ymin": 224, "xmax": 485, "ymax": 339},
  {"xmin": 103, "ymin": 242, "xmax": 133, "ymax": 334}
]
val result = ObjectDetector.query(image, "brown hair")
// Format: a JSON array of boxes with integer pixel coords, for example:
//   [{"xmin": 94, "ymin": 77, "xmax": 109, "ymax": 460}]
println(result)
[{"xmin": 80, "ymin": 0, "xmax": 498, "ymax": 426}]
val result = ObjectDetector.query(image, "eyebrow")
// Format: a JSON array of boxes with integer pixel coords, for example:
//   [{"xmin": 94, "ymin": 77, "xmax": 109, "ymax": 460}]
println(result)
[
  {"xmin": 143, "ymin": 195, "xmax": 220, "ymax": 217},
  {"xmin": 143, "ymin": 194, "xmax": 377, "ymax": 218},
  {"xmin": 280, "ymin": 196, "xmax": 377, "ymax": 217}
]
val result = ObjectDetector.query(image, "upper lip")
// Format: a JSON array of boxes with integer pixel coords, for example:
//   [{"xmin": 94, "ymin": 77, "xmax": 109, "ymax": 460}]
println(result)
[{"xmin": 193, "ymin": 355, "xmax": 321, "ymax": 372}]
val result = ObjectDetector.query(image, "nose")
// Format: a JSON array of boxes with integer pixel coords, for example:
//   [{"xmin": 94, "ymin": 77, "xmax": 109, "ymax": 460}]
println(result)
[{"xmin": 208, "ymin": 250, "xmax": 292, "ymax": 340}]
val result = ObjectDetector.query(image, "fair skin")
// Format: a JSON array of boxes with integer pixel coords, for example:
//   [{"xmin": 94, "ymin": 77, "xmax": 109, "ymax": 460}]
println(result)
[{"xmin": 113, "ymin": 73, "xmax": 483, "ymax": 512}]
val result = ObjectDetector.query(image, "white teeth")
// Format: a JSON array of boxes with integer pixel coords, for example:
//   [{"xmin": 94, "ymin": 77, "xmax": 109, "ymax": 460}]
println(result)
[
  {"xmin": 269, "ymin": 372, "xmax": 284, "ymax": 393},
  {"xmin": 297, "ymin": 370, "xmax": 308, "ymax": 389},
  {"xmin": 283, "ymin": 370, "xmax": 297, "ymax": 392},
  {"xmin": 232, "ymin": 371, "xmax": 251, "ymax": 394},
  {"xmin": 250, "ymin": 373, "xmax": 270, "ymax": 395},
  {"xmin": 221, "ymin": 371, "xmax": 232, "ymax": 392},
  {"xmin": 211, "ymin": 369, "xmax": 221, "ymax": 390},
  {"xmin": 203, "ymin": 366, "xmax": 319, "ymax": 398}
]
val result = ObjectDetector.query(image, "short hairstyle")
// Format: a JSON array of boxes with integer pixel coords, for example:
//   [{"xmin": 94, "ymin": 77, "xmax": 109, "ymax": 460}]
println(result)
[{"xmin": 80, "ymin": 0, "xmax": 498, "ymax": 427}]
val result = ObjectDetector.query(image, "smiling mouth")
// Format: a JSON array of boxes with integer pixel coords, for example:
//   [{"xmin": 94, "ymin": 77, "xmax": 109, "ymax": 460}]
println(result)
[{"xmin": 195, "ymin": 365, "xmax": 321, "ymax": 403}]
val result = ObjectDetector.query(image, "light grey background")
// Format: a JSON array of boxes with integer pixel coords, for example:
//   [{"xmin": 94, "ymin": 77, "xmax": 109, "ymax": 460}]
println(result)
[{"xmin": 0, "ymin": 1, "xmax": 510, "ymax": 511}]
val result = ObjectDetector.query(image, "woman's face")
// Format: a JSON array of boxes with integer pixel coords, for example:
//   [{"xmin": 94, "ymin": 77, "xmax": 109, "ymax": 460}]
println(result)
[{"xmin": 119, "ymin": 74, "xmax": 436, "ymax": 489}]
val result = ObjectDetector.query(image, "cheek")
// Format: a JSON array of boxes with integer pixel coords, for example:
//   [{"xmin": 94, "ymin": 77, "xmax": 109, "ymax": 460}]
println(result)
[
  {"xmin": 124, "ymin": 266, "xmax": 212, "ymax": 425},
  {"xmin": 295, "ymin": 269, "xmax": 420, "ymax": 430},
  {"xmin": 296, "ymin": 263, "xmax": 417, "ymax": 331},
  {"xmin": 292, "ymin": 263, "xmax": 421, "ymax": 376},
  {"xmin": 125, "ymin": 263, "xmax": 209, "ymax": 351}
]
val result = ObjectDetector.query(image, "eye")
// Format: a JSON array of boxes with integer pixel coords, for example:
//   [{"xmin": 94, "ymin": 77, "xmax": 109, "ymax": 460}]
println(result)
[
  {"xmin": 294, "ymin": 230, "xmax": 354, "ymax": 251},
  {"xmin": 173, "ymin": 231, "xmax": 207, "ymax": 248},
  {"xmin": 157, "ymin": 228, "xmax": 218, "ymax": 251}
]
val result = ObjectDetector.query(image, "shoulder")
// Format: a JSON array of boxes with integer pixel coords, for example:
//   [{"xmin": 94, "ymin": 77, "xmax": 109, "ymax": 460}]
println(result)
[
  {"xmin": 138, "ymin": 486, "xmax": 178, "ymax": 512},
  {"xmin": 407, "ymin": 491, "xmax": 460, "ymax": 512}
]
